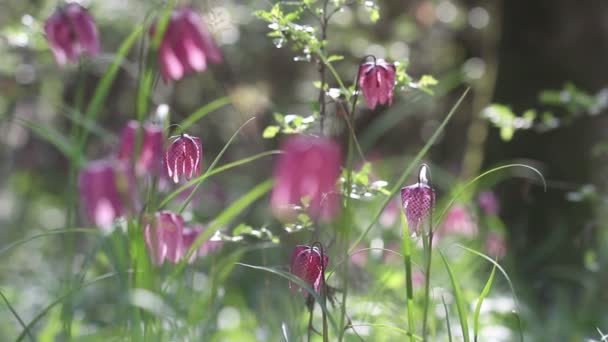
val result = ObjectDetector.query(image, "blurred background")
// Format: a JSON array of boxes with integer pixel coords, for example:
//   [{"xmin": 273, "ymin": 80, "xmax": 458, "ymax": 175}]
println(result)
[{"xmin": 1, "ymin": 0, "xmax": 607, "ymax": 340}]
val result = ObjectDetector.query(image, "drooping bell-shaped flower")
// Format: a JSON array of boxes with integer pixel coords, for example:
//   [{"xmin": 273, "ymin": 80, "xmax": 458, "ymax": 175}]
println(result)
[
  {"xmin": 144, "ymin": 211, "xmax": 184, "ymax": 265},
  {"xmin": 358, "ymin": 58, "xmax": 396, "ymax": 110},
  {"xmin": 153, "ymin": 7, "xmax": 222, "ymax": 82},
  {"xmin": 478, "ymin": 191, "xmax": 500, "ymax": 216},
  {"xmin": 400, "ymin": 164, "xmax": 435, "ymax": 236},
  {"xmin": 79, "ymin": 159, "xmax": 130, "ymax": 231},
  {"xmin": 117, "ymin": 120, "xmax": 163, "ymax": 176},
  {"xmin": 164, "ymin": 133, "xmax": 203, "ymax": 183},
  {"xmin": 44, "ymin": 3, "xmax": 100, "ymax": 65},
  {"xmin": 289, "ymin": 244, "xmax": 328, "ymax": 297},
  {"xmin": 180, "ymin": 225, "xmax": 223, "ymax": 263},
  {"xmin": 271, "ymin": 135, "xmax": 342, "ymax": 221}
]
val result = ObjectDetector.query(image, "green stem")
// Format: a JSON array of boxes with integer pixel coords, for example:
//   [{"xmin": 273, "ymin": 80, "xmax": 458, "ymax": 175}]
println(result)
[
  {"xmin": 402, "ymin": 214, "xmax": 416, "ymax": 342},
  {"xmin": 421, "ymin": 231, "xmax": 434, "ymax": 340}
]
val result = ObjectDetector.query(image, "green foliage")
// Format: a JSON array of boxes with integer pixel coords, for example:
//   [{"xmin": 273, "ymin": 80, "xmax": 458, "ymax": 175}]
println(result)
[{"xmin": 481, "ymin": 104, "xmax": 536, "ymax": 141}]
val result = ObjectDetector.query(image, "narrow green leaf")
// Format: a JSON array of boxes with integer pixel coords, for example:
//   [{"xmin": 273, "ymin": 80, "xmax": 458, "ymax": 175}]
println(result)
[
  {"xmin": 0, "ymin": 289, "xmax": 34, "ymax": 342},
  {"xmin": 236, "ymin": 262, "xmax": 338, "ymax": 334},
  {"xmin": 79, "ymin": 24, "xmax": 145, "ymax": 148},
  {"xmin": 17, "ymin": 118, "xmax": 83, "ymax": 166},
  {"xmin": 401, "ymin": 212, "xmax": 416, "ymax": 342},
  {"xmin": 0, "ymin": 228, "xmax": 98, "ymax": 257},
  {"xmin": 474, "ymin": 265, "xmax": 496, "ymax": 342},
  {"xmin": 176, "ymin": 96, "xmax": 232, "ymax": 134},
  {"xmin": 350, "ymin": 88, "xmax": 470, "ymax": 253},
  {"xmin": 439, "ymin": 251, "xmax": 470, "ymax": 342},
  {"xmin": 442, "ymin": 295, "xmax": 452, "ymax": 342}
]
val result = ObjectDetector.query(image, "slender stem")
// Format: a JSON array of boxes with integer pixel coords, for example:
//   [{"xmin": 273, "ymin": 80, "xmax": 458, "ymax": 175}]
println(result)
[
  {"xmin": 402, "ymin": 213, "xmax": 416, "ymax": 342},
  {"xmin": 318, "ymin": 0, "xmax": 329, "ymax": 135},
  {"xmin": 421, "ymin": 230, "xmax": 434, "ymax": 340}
]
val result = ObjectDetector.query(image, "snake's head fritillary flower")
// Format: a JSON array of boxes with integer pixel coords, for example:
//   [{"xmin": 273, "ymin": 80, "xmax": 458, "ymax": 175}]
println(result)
[
  {"xmin": 289, "ymin": 244, "xmax": 328, "ymax": 297},
  {"xmin": 144, "ymin": 211, "xmax": 184, "ymax": 265},
  {"xmin": 79, "ymin": 159, "xmax": 131, "ymax": 231},
  {"xmin": 358, "ymin": 58, "xmax": 396, "ymax": 110},
  {"xmin": 271, "ymin": 135, "xmax": 342, "ymax": 221},
  {"xmin": 164, "ymin": 133, "xmax": 202, "ymax": 183},
  {"xmin": 153, "ymin": 7, "xmax": 222, "ymax": 82},
  {"xmin": 180, "ymin": 225, "xmax": 223, "ymax": 263},
  {"xmin": 400, "ymin": 164, "xmax": 435, "ymax": 236},
  {"xmin": 485, "ymin": 231, "xmax": 507, "ymax": 259},
  {"xmin": 441, "ymin": 204, "xmax": 478, "ymax": 238},
  {"xmin": 117, "ymin": 121, "xmax": 163, "ymax": 176},
  {"xmin": 44, "ymin": 3, "xmax": 100, "ymax": 65},
  {"xmin": 478, "ymin": 191, "xmax": 500, "ymax": 216}
]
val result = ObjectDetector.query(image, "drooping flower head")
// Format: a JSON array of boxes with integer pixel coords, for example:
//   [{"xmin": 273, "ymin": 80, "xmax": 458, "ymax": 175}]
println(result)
[
  {"xmin": 144, "ymin": 211, "xmax": 184, "ymax": 265},
  {"xmin": 289, "ymin": 244, "xmax": 328, "ymax": 297},
  {"xmin": 478, "ymin": 191, "xmax": 500, "ymax": 216},
  {"xmin": 44, "ymin": 3, "xmax": 100, "ymax": 65},
  {"xmin": 358, "ymin": 58, "xmax": 396, "ymax": 110},
  {"xmin": 271, "ymin": 135, "xmax": 342, "ymax": 221},
  {"xmin": 117, "ymin": 120, "xmax": 163, "ymax": 176},
  {"xmin": 153, "ymin": 6, "xmax": 222, "ymax": 82},
  {"xmin": 164, "ymin": 133, "xmax": 203, "ymax": 183},
  {"xmin": 79, "ymin": 159, "xmax": 132, "ymax": 231},
  {"xmin": 400, "ymin": 164, "xmax": 435, "ymax": 236},
  {"xmin": 441, "ymin": 204, "xmax": 478, "ymax": 238},
  {"xmin": 180, "ymin": 225, "xmax": 223, "ymax": 263}
]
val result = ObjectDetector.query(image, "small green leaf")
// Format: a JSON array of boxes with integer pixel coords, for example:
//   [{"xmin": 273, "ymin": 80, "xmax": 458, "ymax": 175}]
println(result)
[
  {"xmin": 263, "ymin": 125, "xmax": 281, "ymax": 139},
  {"xmin": 327, "ymin": 55, "xmax": 344, "ymax": 62},
  {"xmin": 474, "ymin": 265, "xmax": 497, "ymax": 341},
  {"xmin": 439, "ymin": 252, "xmax": 470, "ymax": 342}
]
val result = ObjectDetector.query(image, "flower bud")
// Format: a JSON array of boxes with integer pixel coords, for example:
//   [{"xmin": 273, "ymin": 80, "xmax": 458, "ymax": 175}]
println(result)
[
  {"xmin": 400, "ymin": 164, "xmax": 435, "ymax": 236},
  {"xmin": 289, "ymin": 244, "xmax": 328, "ymax": 297},
  {"xmin": 358, "ymin": 59, "xmax": 396, "ymax": 110},
  {"xmin": 164, "ymin": 133, "xmax": 203, "ymax": 183}
]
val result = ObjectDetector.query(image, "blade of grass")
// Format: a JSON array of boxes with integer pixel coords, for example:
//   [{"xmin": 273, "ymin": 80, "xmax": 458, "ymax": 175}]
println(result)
[
  {"xmin": 350, "ymin": 88, "xmax": 470, "ymax": 253},
  {"xmin": 436, "ymin": 163, "xmax": 546, "ymax": 224},
  {"xmin": 163, "ymin": 179, "xmax": 274, "ymax": 288},
  {"xmin": 236, "ymin": 262, "xmax": 338, "ymax": 334},
  {"xmin": 439, "ymin": 251, "xmax": 470, "ymax": 342},
  {"xmin": 0, "ymin": 289, "xmax": 34, "ymax": 342},
  {"xmin": 442, "ymin": 295, "xmax": 452, "ymax": 342},
  {"xmin": 17, "ymin": 118, "xmax": 83, "ymax": 166},
  {"xmin": 0, "ymin": 228, "xmax": 98, "ymax": 256},
  {"xmin": 176, "ymin": 96, "xmax": 232, "ymax": 134},
  {"xmin": 177, "ymin": 117, "xmax": 256, "ymax": 213},
  {"xmin": 78, "ymin": 24, "xmax": 144, "ymax": 148},
  {"xmin": 160, "ymin": 150, "xmax": 280, "ymax": 208},
  {"xmin": 16, "ymin": 272, "xmax": 122, "ymax": 342},
  {"xmin": 474, "ymin": 265, "xmax": 496, "ymax": 342},
  {"xmin": 455, "ymin": 244, "xmax": 523, "ymax": 342}
]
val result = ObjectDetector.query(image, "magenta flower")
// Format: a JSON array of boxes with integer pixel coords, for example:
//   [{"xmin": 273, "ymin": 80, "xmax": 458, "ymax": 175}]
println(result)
[
  {"xmin": 485, "ymin": 232, "xmax": 506, "ymax": 259},
  {"xmin": 144, "ymin": 211, "xmax": 184, "ymax": 265},
  {"xmin": 358, "ymin": 59, "xmax": 396, "ymax": 110},
  {"xmin": 271, "ymin": 135, "xmax": 342, "ymax": 221},
  {"xmin": 478, "ymin": 191, "xmax": 500, "ymax": 216},
  {"xmin": 441, "ymin": 205, "xmax": 478, "ymax": 238},
  {"xmin": 154, "ymin": 7, "xmax": 222, "ymax": 82},
  {"xmin": 44, "ymin": 3, "xmax": 100, "ymax": 65},
  {"xmin": 400, "ymin": 164, "xmax": 435, "ymax": 236},
  {"xmin": 79, "ymin": 159, "xmax": 130, "ymax": 231},
  {"xmin": 164, "ymin": 133, "xmax": 203, "ymax": 183},
  {"xmin": 180, "ymin": 225, "xmax": 223, "ymax": 263},
  {"xmin": 289, "ymin": 244, "xmax": 328, "ymax": 297},
  {"xmin": 117, "ymin": 121, "xmax": 163, "ymax": 176}
]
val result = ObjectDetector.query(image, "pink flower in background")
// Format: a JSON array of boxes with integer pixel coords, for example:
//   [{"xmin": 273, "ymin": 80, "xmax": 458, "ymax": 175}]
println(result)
[
  {"xmin": 401, "ymin": 165, "xmax": 435, "ymax": 236},
  {"xmin": 79, "ymin": 160, "xmax": 130, "ymax": 231},
  {"xmin": 379, "ymin": 199, "xmax": 400, "ymax": 227},
  {"xmin": 358, "ymin": 59, "xmax": 396, "ymax": 110},
  {"xmin": 154, "ymin": 7, "xmax": 222, "ymax": 82},
  {"xmin": 271, "ymin": 135, "xmax": 342, "ymax": 221},
  {"xmin": 144, "ymin": 211, "xmax": 184, "ymax": 265},
  {"xmin": 44, "ymin": 3, "xmax": 100, "ymax": 65},
  {"xmin": 180, "ymin": 225, "xmax": 223, "ymax": 263},
  {"xmin": 350, "ymin": 243, "xmax": 368, "ymax": 267},
  {"xmin": 478, "ymin": 191, "xmax": 500, "ymax": 216},
  {"xmin": 117, "ymin": 121, "xmax": 163, "ymax": 176},
  {"xmin": 485, "ymin": 232, "xmax": 507, "ymax": 259},
  {"xmin": 441, "ymin": 205, "xmax": 478, "ymax": 238},
  {"xmin": 289, "ymin": 244, "xmax": 328, "ymax": 297},
  {"xmin": 165, "ymin": 133, "xmax": 203, "ymax": 183}
]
